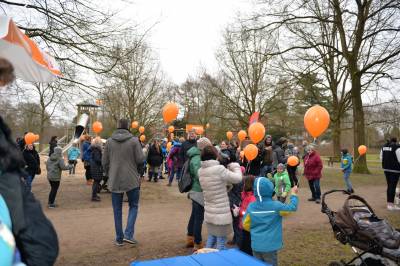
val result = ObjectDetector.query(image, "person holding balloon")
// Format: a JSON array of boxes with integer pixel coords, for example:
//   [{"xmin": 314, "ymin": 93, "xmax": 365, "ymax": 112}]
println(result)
[
  {"xmin": 147, "ymin": 139, "xmax": 163, "ymax": 182},
  {"xmin": 166, "ymin": 138, "xmax": 184, "ymax": 186},
  {"xmin": 340, "ymin": 149, "xmax": 354, "ymax": 194},
  {"xmin": 82, "ymin": 135, "xmax": 93, "ymax": 185},
  {"xmin": 260, "ymin": 135, "xmax": 274, "ymax": 178},
  {"xmin": 303, "ymin": 145, "xmax": 323, "ymax": 204},
  {"xmin": 22, "ymin": 143, "xmax": 40, "ymax": 192}
]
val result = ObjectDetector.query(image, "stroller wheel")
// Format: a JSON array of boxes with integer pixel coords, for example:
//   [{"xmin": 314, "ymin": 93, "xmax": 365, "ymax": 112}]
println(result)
[{"xmin": 329, "ymin": 262, "xmax": 344, "ymax": 266}]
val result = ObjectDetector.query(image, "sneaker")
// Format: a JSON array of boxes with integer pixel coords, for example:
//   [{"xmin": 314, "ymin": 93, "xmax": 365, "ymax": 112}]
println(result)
[
  {"xmin": 123, "ymin": 238, "xmax": 138, "ymax": 245},
  {"xmin": 387, "ymin": 205, "xmax": 400, "ymax": 211},
  {"xmin": 315, "ymin": 199, "xmax": 321, "ymax": 204},
  {"xmin": 48, "ymin": 204, "xmax": 56, "ymax": 209},
  {"xmin": 115, "ymin": 241, "xmax": 124, "ymax": 246},
  {"xmin": 308, "ymin": 198, "xmax": 316, "ymax": 201},
  {"xmin": 91, "ymin": 196, "xmax": 101, "ymax": 202}
]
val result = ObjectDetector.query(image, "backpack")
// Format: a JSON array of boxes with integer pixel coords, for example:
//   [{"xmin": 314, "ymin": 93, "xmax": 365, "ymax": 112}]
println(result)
[{"xmin": 178, "ymin": 159, "xmax": 192, "ymax": 193}]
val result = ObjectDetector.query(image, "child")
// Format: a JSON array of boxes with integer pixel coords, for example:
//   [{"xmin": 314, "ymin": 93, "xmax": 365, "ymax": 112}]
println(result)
[
  {"xmin": 199, "ymin": 145, "xmax": 242, "ymax": 250},
  {"xmin": 90, "ymin": 137, "xmax": 103, "ymax": 201},
  {"xmin": 67, "ymin": 142, "xmax": 80, "ymax": 175},
  {"xmin": 340, "ymin": 148, "xmax": 354, "ymax": 194},
  {"xmin": 243, "ymin": 177, "xmax": 298, "ymax": 266},
  {"xmin": 46, "ymin": 147, "xmax": 72, "ymax": 208},
  {"xmin": 273, "ymin": 163, "xmax": 291, "ymax": 203},
  {"xmin": 235, "ymin": 175, "xmax": 256, "ymax": 255}
]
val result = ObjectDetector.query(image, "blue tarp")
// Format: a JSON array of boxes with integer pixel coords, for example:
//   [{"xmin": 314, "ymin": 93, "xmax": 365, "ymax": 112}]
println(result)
[{"xmin": 130, "ymin": 249, "xmax": 270, "ymax": 266}]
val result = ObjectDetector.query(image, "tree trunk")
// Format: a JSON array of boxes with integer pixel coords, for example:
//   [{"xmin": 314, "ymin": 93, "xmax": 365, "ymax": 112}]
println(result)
[
  {"xmin": 351, "ymin": 75, "xmax": 370, "ymax": 174},
  {"xmin": 39, "ymin": 109, "xmax": 45, "ymax": 152},
  {"xmin": 331, "ymin": 117, "xmax": 341, "ymax": 160}
]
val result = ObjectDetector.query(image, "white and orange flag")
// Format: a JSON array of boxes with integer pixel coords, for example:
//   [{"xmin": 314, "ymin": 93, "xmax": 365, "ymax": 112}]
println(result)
[{"xmin": 0, "ymin": 16, "xmax": 61, "ymax": 83}]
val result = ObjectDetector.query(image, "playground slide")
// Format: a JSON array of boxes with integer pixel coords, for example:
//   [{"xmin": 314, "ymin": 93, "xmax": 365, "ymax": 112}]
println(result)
[{"xmin": 62, "ymin": 113, "xmax": 89, "ymax": 153}]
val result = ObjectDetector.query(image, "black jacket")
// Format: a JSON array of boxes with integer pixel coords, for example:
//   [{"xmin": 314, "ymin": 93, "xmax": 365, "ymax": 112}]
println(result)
[
  {"xmin": 23, "ymin": 148, "xmax": 40, "ymax": 176},
  {"xmin": 179, "ymin": 139, "xmax": 197, "ymax": 161},
  {"xmin": 90, "ymin": 145, "xmax": 103, "ymax": 181},
  {"xmin": 48, "ymin": 140, "xmax": 57, "ymax": 156},
  {"xmin": 147, "ymin": 144, "xmax": 163, "ymax": 167},
  {"xmin": 0, "ymin": 116, "xmax": 58, "ymax": 266},
  {"xmin": 382, "ymin": 142, "xmax": 400, "ymax": 172}
]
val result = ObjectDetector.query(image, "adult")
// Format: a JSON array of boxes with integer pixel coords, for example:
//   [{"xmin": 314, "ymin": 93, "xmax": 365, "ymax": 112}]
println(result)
[
  {"xmin": 380, "ymin": 137, "xmax": 400, "ymax": 211},
  {"xmin": 219, "ymin": 140, "xmax": 236, "ymax": 166},
  {"xmin": 0, "ymin": 58, "xmax": 59, "ymax": 265},
  {"xmin": 245, "ymin": 143, "xmax": 263, "ymax": 176},
  {"xmin": 199, "ymin": 145, "xmax": 242, "ymax": 250},
  {"xmin": 67, "ymin": 142, "xmax": 80, "ymax": 175},
  {"xmin": 272, "ymin": 137, "xmax": 288, "ymax": 172},
  {"xmin": 166, "ymin": 138, "xmax": 184, "ymax": 186},
  {"xmin": 17, "ymin": 132, "xmax": 27, "ymax": 151},
  {"xmin": 303, "ymin": 145, "xmax": 323, "ymax": 204},
  {"xmin": 285, "ymin": 143, "xmax": 300, "ymax": 187},
  {"xmin": 82, "ymin": 135, "xmax": 93, "ymax": 185},
  {"xmin": 186, "ymin": 137, "xmax": 212, "ymax": 251},
  {"xmin": 22, "ymin": 143, "xmax": 40, "ymax": 191},
  {"xmin": 147, "ymin": 139, "xmax": 163, "ymax": 182},
  {"xmin": 180, "ymin": 129, "xmax": 198, "ymax": 162},
  {"xmin": 102, "ymin": 119, "xmax": 145, "ymax": 246},
  {"xmin": 48, "ymin": 136, "xmax": 58, "ymax": 156},
  {"xmin": 260, "ymin": 135, "xmax": 274, "ymax": 177},
  {"xmin": 90, "ymin": 138, "xmax": 103, "ymax": 202}
]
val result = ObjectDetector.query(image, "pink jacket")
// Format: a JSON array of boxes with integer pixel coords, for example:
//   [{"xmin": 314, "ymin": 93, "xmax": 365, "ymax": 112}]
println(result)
[{"xmin": 239, "ymin": 191, "xmax": 256, "ymax": 229}]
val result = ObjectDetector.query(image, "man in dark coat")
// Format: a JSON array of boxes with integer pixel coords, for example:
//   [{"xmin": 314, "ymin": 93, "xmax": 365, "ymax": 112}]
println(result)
[{"xmin": 381, "ymin": 137, "xmax": 400, "ymax": 211}]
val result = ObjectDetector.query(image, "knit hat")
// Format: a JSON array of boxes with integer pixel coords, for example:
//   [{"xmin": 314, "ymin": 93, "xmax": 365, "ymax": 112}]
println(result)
[
  {"xmin": 277, "ymin": 163, "xmax": 285, "ymax": 170},
  {"xmin": 197, "ymin": 137, "xmax": 212, "ymax": 151}
]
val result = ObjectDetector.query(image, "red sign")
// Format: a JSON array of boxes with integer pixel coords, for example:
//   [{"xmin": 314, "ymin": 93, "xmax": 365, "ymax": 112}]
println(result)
[{"xmin": 249, "ymin": 112, "xmax": 259, "ymax": 125}]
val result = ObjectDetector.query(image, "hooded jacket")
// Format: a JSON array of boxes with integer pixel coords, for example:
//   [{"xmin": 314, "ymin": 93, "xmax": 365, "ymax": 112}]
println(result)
[
  {"xmin": 82, "ymin": 141, "xmax": 92, "ymax": 162},
  {"xmin": 67, "ymin": 146, "xmax": 80, "ymax": 161},
  {"xmin": 341, "ymin": 153, "xmax": 353, "ymax": 173},
  {"xmin": 304, "ymin": 151, "xmax": 323, "ymax": 180},
  {"xmin": 199, "ymin": 160, "xmax": 242, "ymax": 225},
  {"xmin": 147, "ymin": 144, "xmax": 163, "ymax": 167},
  {"xmin": 102, "ymin": 129, "xmax": 145, "ymax": 193},
  {"xmin": 90, "ymin": 144, "xmax": 103, "ymax": 181},
  {"xmin": 46, "ymin": 147, "xmax": 70, "ymax": 181},
  {"xmin": 273, "ymin": 171, "xmax": 291, "ymax": 196},
  {"xmin": 243, "ymin": 177, "xmax": 298, "ymax": 253},
  {"xmin": 23, "ymin": 148, "xmax": 40, "ymax": 176},
  {"xmin": 167, "ymin": 142, "xmax": 182, "ymax": 170}
]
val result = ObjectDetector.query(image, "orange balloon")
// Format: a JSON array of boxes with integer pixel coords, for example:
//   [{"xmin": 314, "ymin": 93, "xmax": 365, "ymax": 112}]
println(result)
[
  {"xmin": 162, "ymin": 102, "xmax": 179, "ymax": 123},
  {"xmin": 131, "ymin": 121, "xmax": 139, "ymax": 129},
  {"xmin": 226, "ymin": 131, "xmax": 233, "ymax": 140},
  {"xmin": 34, "ymin": 134, "xmax": 40, "ymax": 141},
  {"xmin": 287, "ymin": 156, "xmax": 299, "ymax": 167},
  {"xmin": 304, "ymin": 105, "xmax": 330, "ymax": 138},
  {"xmin": 92, "ymin": 121, "xmax": 103, "ymax": 134},
  {"xmin": 24, "ymin": 132, "xmax": 36, "ymax": 145},
  {"xmin": 196, "ymin": 127, "xmax": 204, "ymax": 135},
  {"xmin": 244, "ymin": 144, "xmax": 258, "ymax": 161},
  {"xmin": 168, "ymin": 126, "xmax": 175, "ymax": 133},
  {"xmin": 358, "ymin": 145, "xmax": 367, "ymax": 156},
  {"xmin": 139, "ymin": 126, "xmax": 145, "ymax": 134},
  {"xmin": 140, "ymin": 135, "xmax": 146, "ymax": 142},
  {"xmin": 248, "ymin": 122, "xmax": 265, "ymax": 144},
  {"xmin": 238, "ymin": 130, "xmax": 247, "ymax": 141}
]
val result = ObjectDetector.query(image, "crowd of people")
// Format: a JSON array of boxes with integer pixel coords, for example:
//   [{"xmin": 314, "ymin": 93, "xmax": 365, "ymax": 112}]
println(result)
[{"xmin": 1, "ymin": 56, "xmax": 400, "ymax": 265}]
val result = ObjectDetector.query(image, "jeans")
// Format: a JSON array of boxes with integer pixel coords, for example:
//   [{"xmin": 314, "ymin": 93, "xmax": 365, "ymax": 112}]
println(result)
[
  {"xmin": 26, "ymin": 175, "xmax": 35, "ymax": 192},
  {"xmin": 111, "ymin": 187, "xmax": 140, "ymax": 242},
  {"xmin": 260, "ymin": 165, "xmax": 273, "ymax": 177},
  {"xmin": 168, "ymin": 167, "xmax": 182, "ymax": 184},
  {"xmin": 68, "ymin": 160, "xmax": 77, "ymax": 174},
  {"xmin": 253, "ymin": 250, "xmax": 278, "ymax": 266},
  {"xmin": 48, "ymin": 180, "xmax": 60, "ymax": 204},
  {"xmin": 384, "ymin": 171, "xmax": 400, "ymax": 203},
  {"xmin": 206, "ymin": 235, "xmax": 227, "ymax": 250},
  {"xmin": 287, "ymin": 166, "xmax": 298, "ymax": 187},
  {"xmin": 92, "ymin": 180, "xmax": 101, "ymax": 198},
  {"xmin": 308, "ymin": 179, "xmax": 321, "ymax": 200},
  {"xmin": 187, "ymin": 200, "xmax": 204, "ymax": 244},
  {"xmin": 343, "ymin": 171, "xmax": 353, "ymax": 191}
]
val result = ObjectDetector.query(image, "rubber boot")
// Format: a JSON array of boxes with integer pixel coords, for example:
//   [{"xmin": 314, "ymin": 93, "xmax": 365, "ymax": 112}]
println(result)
[{"xmin": 185, "ymin": 236, "xmax": 194, "ymax": 248}]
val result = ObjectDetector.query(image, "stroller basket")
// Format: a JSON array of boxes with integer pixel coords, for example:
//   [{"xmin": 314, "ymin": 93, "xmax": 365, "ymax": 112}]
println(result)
[{"xmin": 321, "ymin": 190, "xmax": 400, "ymax": 265}]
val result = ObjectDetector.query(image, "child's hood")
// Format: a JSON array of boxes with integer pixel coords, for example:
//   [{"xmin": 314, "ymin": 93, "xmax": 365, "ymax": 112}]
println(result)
[
  {"xmin": 253, "ymin": 177, "xmax": 274, "ymax": 201},
  {"xmin": 50, "ymin": 147, "xmax": 63, "ymax": 161}
]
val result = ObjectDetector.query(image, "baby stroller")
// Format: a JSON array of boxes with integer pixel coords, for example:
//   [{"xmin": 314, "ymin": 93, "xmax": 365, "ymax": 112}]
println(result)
[{"xmin": 321, "ymin": 190, "xmax": 400, "ymax": 266}]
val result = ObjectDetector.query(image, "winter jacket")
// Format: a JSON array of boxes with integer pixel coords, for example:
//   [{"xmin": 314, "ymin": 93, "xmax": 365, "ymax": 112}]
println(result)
[
  {"xmin": 102, "ymin": 129, "xmax": 145, "ymax": 193},
  {"xmin": 341, "ymin": 154, "xmax": 353, "ymax": 173},
  {"xmin": 273, "ymin": 171, "xmax": 291, "ymax": 197},
  {"xmin": 180, "ymin": 139, "xmax": 197, "ymax": 161},
  {"xmin": 262, "ymin": 144, "xmax": 274, "ymax": 166},
  {"xmin": 0, "ymin": 116, "xmax": 58, "ymax": 266},
  {"xmin": 243, "ymin": 177, "xmax": 298, "ymax": 253},
  {"xmin": 147, "ymin": 144, "xmax": 163, "ymax": 167},
  {"xmin": 272, "ymin": 145, "xmax": 287, "ymax": 169},
  {"xmin": 303, "ymin": 151, "xmax": 323, "ymax": 180},
  {"xmin": 67, "ymin": 146, "xmax": 80, "ymax": 161},
  {"xmin": 82, "ymin": 141, "xmax": 91, "ymax": 162},
  {"xmin": 48, "ymin": 140, "xmax": 57, "ymax": 156},
  {"xmin": 90, "ymin": 144, "xmax": 103, "ymax": 181},
  {"xmin": 167, "ymin": 143, "xmax": 183, "ymax": 170},
  {"xmin": 46, "ymin": 147, "xmax": 70, "ymax": 181},
  {"xmin": 23, "ymin": 148, "xmax": 40, "ymax": 177},
  {"xmin": 199, "ymin": 160, "xmax": 242, "ymax": 225},
  {"xmin": 380, "ymin": 142, "xmax": 400, "ymax": 173},
  {"xmin": 228, "ymin": 181, "xmax": 242, "ymax": 208},
  {"xmin": 188, "ymin": 146, "xmax": 202, "ymax": 192},
  {"xmin": 239, "ymin": 191, "xmax": 256, "ymax": 230}
]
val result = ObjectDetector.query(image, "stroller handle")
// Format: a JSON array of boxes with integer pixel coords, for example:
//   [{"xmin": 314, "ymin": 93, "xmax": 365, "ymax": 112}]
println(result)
[{"xmin": 321, "ymin": 189, "xmax": 351, "ymax": 212}]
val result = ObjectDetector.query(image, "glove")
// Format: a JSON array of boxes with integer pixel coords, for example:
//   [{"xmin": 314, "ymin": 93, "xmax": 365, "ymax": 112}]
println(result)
[{"xmin": 232, "ymin": 204, "xmax": 240, "ymax": 217}]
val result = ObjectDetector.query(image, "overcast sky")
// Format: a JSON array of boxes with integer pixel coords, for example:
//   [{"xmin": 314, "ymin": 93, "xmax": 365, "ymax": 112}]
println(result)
[{"xmin": 121, "ymin": 0, "xmax": 253, "ymax": 84}]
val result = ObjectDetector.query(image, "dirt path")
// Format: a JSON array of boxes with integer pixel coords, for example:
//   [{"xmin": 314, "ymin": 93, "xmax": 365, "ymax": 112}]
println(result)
[{"xmin": 31, "ymin": 161, "xmax": 390, "ymax": 266}]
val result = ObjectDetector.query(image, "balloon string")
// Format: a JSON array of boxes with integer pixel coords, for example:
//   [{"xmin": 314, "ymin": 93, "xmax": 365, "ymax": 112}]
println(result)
[{"xmin": 313, "ymin": 138, "xmax": 317, "ymax": 145}]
